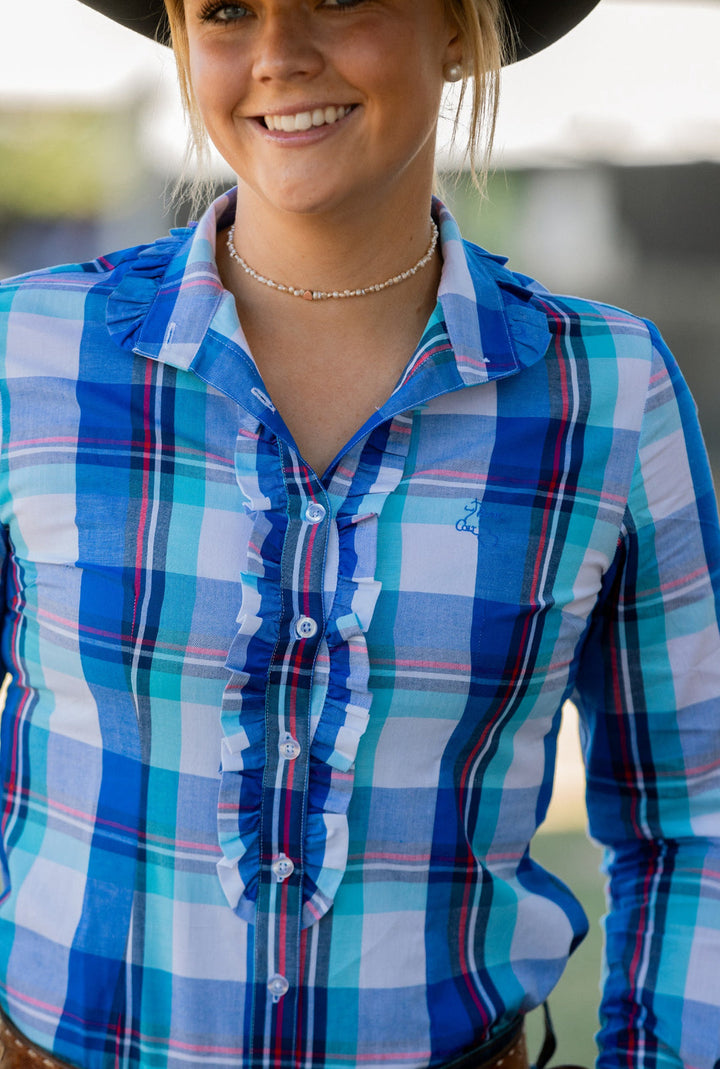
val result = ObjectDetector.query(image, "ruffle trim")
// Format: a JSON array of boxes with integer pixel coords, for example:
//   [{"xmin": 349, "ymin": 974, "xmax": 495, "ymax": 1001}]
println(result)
[
  {"xmin": 216, "ymin": 417, "xmax": 412, "ymax": 926},
  {"xmin": 105, "ymin": 229, "xmax": 195, "ymax": 353}
]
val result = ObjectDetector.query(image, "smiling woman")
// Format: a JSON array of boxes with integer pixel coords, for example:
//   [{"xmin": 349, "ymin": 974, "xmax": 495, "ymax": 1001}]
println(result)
[
  {"xmin": 0, "ymin": 2, "xmax": 719, "ymax": 1069},
  {"xmin": 165, "ymin": 0, "xmax": 504, "ymax": 198},
  {"xmin": 180, "ymin": 0, "xmax": 461, "ymax": 227}
]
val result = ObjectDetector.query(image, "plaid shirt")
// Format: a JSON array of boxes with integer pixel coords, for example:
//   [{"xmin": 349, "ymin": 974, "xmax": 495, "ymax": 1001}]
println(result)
[{"xmin": 0, "ymin": 190, "xmax": 718, "ymax": 1069}]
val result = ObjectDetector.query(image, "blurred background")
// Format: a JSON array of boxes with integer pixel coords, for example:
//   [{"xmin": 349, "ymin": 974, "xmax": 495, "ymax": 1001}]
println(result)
[{"xmin": 1, "ymin": 0, "xmax": 718, "ymax": 1063}]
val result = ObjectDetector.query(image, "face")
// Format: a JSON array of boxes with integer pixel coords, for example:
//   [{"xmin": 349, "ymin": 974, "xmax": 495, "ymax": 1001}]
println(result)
[{"xmin": 183, "ymin": 0, "xmax": 461, "ymax": 220}]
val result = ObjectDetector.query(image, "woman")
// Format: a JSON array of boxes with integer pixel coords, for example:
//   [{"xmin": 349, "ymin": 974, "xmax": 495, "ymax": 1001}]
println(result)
[{"xmin": 0, "ymin": 1, "xmax": 717, "ymax": 1068}]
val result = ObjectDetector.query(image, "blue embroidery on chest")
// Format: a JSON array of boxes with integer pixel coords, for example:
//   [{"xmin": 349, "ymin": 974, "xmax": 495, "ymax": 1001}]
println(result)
[{"xmin": 455, "ymin": 499, "xmax": 482, "ymax": 537}]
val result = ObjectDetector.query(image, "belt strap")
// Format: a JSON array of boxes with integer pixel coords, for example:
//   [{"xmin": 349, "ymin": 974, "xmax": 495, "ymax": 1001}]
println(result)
[
  {"xmin": 437, "ymin": 1003, "xmax": 590, "ymax": 1069},
  {"xmin": 531, "ymin": 1001, "xmax": 590, "ymax": 1069},
  {"xmin": 0, "ymin": 1010, "xmax": 73, "ymax": 1069}
]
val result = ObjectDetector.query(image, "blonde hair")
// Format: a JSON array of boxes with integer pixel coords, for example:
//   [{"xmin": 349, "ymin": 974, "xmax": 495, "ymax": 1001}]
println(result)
[
  {"xmin": 163, "ymin": 0, "xmax": 507, "ymax": 213},
  {"xmin": 442, "ymin": 0, "xmax": 508, "ymax": 189}
]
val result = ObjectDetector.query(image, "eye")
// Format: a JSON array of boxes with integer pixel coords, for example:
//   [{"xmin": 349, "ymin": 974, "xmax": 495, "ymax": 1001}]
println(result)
[
  {"xmin": 198, "ymin": 2, "xmax": 251, "ymax": 23},
  {"xmin": 320, "ymin": 0, "xmax": 367, "ymax": 9}
]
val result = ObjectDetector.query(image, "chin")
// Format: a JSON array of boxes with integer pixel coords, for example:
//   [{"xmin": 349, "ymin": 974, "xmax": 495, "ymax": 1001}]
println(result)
[{"xmin": 238, "ymin": 174, "xmax": 366, "ymax": 221}]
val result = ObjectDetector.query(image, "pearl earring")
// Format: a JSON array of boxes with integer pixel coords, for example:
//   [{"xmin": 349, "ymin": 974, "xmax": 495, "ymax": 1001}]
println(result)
[{"xmin": 444, "ymin": 63, "xmax": 464, "ymax": 83}]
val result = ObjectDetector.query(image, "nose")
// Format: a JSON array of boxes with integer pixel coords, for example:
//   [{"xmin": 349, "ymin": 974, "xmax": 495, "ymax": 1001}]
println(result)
[{"xmin": 251, "ymin": 7, "xmax": 325, "ymax": 83}]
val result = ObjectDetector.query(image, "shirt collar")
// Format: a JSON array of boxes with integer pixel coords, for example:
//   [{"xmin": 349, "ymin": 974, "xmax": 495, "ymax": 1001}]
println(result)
[
  {"xmin": 433, "ymin": 197, "xmax": 551, "ymax": 386},
  {"xmin": 105, "ymin": 187, "xmax": 550, "ymax": 386}
]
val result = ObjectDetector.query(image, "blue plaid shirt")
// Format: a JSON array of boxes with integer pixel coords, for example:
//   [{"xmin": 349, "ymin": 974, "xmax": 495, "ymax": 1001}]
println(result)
[{"xmin": 0, "ymin": 189, "xmax": 718, "ymax": 1069}]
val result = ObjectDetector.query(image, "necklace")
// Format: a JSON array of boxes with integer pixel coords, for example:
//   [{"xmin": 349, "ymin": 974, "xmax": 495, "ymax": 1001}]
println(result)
[{"xmin": 225, "ymin": 220, "xmax": 439, "ymax": 302}]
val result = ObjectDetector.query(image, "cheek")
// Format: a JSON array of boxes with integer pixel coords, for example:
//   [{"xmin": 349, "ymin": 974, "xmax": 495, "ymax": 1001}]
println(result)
[
  {"xmin": 354, "ymin": 31, "xmax": 444, "ymax": 115},
  {"xmin": 189, "ymin": 49, "xmax": 246, "ymax": 124}
]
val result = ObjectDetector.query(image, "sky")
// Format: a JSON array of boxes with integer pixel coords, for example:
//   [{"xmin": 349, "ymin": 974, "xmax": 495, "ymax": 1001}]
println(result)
[{"xmin": 1, "ymin": 0, "xmax": 718, "ymax": 169}]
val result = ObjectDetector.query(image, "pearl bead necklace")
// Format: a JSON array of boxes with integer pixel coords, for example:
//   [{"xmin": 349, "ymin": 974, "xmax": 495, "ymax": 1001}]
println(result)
[{"xmin": 225, "ymin": 220, "xmax": 439, "ymax": 302}]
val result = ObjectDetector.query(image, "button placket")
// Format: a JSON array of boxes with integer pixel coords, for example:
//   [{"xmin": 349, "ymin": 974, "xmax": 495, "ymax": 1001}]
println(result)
[{"xmin": 251, "ymin": 451, "xmax": 330, "ymax": 1056}]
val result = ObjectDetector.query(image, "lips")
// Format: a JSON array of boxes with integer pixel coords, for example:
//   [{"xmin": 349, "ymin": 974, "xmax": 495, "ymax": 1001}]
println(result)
[{"xmin": 262, "ymin": 104, "xmax": 356, "ymax": 132}]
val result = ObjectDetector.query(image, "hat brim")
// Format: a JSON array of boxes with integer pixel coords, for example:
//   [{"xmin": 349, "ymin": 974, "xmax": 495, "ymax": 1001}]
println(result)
[
  {"xmin": 507, "ymin": 0, "xmax": 601, "ymax": 61},
  {"xmin": 76, "ymin": 0, "xmax": 601, "ymax": 63},
  {"xmin": 78, "ymin": 0, "xmax": 170, "ymax": 43}
]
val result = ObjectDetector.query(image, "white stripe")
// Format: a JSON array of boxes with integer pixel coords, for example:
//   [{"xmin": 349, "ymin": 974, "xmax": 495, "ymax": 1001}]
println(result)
[
  {"xmin": 130, "ymin": 365, "xmax": 166, "ymax": 707},
  {"xmin": 630, "ymin": 844, "xmax": 666, "ymax": 1059},
  {"xmin": 7, "ymin": 445, "xmax": 230, "ymax": 476},
  {"xmin": 36, "ymin": 618, "xmax": 223, "ymax": 667}
]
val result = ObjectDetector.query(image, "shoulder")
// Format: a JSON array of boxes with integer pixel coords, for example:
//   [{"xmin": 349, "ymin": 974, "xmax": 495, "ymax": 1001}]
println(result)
[
  {"xmin": 1, "ymin": 243, "xmax": 145, "ymax": 304},
  {"xmin": 457, "ymin": 242, "xmax": 679, "ymax": 440},
  {"xmin": 470, "ymin": 238, "xmax": 649, "ymax": 333},
  {"xmin": 0, "ymin": 227, "xmax": 197, "ymax": 383},
  {"xmin": 463, "ymin": 238, "xmax": 656, "ymax": 361}
]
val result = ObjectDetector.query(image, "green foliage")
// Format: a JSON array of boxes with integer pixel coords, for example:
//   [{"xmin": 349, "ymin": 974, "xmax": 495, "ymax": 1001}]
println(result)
[
  {"xmin": 0, "ymin": 107, "xmax": 142, "ymax": 218},
  {"xmin": 440, "ymin": 170, "xmax": 530, "ymax": 259},
  {"xmin": 527, "ymin": 829, "xmax": 606, "ymax": 1067}
]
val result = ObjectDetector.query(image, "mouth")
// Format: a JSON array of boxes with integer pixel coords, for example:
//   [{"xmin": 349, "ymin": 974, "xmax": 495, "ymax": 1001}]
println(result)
[{"xmin": 260, "ymin": 104, "xmax": 357, "ymax": 133}]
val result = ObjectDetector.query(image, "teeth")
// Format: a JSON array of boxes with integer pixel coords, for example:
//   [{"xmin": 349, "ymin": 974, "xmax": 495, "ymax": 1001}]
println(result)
[{"xmin": 264, "ymin": 105, "xmax": 351, "ymax": 132}]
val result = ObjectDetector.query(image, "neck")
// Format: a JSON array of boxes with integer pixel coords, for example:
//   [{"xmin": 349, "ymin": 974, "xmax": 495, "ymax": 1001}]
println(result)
[{"xmin": 229, "ymin": 181, "xmax": 438, "ymax": 300}]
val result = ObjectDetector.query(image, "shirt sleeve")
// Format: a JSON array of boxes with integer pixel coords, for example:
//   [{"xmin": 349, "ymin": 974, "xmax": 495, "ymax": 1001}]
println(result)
[{"xmin": 572, "ymin": 322, "xmax": 720, "ymax": 1069}]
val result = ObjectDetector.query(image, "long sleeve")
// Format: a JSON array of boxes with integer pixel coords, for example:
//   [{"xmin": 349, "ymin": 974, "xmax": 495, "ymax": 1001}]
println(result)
[{"xmin": 573, "ymin": 323, "xmax": 720, "ymax": 1069}]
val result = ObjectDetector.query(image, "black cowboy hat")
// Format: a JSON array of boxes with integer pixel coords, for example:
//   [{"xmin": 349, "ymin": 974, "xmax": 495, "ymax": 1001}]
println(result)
[{"xmin": 76, "ymin": 0, "xmax": 601, "ymax": 62}]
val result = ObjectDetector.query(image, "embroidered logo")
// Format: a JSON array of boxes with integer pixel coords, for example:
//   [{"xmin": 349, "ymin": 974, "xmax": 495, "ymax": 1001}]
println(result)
[{"xmin": 455, "ymin": 498, "xmax": 482, "ymax": 537}]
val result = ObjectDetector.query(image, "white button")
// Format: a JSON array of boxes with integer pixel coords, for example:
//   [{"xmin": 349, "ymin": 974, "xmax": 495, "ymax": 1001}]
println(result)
[
  {"xmin": 267, "ymin": 974, "xmax": 289, "ymax": 1002},
  {"xmin": 271, "ymin": 854, "xmax": 295, "ymax": 882},
  {"xmin": 304, "ymin": 502, "xmax": 326, "ymax": 524},
  {"xmin": 279, "ymin": 733, "xmax": 301, "ymax": 760},
  {"xmin": 295, "ymin": 616, "xmax": 318, "ymax": 640}
]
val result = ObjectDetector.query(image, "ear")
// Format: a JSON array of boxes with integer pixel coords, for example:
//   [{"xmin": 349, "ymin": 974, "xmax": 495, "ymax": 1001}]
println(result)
[{"xmin": 440, "ymin": 3, "xmax": 465, "ymax": 69}]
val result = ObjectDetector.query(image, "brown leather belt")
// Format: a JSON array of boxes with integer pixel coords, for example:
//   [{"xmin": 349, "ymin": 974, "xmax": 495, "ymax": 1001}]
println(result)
[{"xmin": 0, "ymin": 1011, "xmax": 74, "ymax": 1069}]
